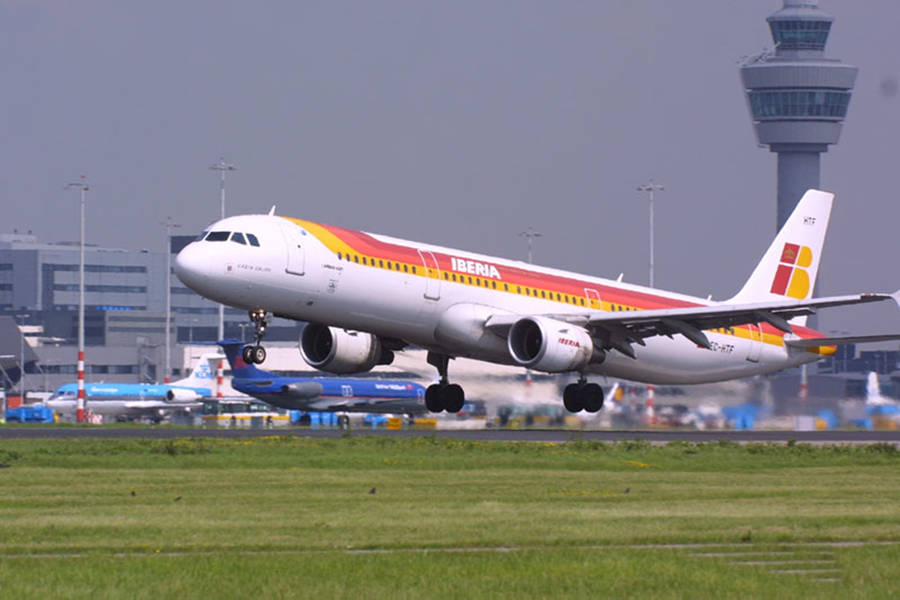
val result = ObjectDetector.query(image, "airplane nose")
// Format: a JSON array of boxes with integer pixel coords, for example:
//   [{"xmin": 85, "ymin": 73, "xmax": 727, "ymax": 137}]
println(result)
[{"xmin": 174, "ymin": 243, "xmax": 209, "ymax": 292}]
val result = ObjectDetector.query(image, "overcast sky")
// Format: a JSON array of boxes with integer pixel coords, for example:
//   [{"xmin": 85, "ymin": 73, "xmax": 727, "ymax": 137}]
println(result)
[{"xmin": 2, "ymin": 1, "xmax": 898, "ymax": 338}]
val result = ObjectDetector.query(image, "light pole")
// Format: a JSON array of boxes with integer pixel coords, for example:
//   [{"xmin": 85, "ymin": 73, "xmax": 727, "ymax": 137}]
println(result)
[
  {"xmin": 518, "ymin": 227, "xmax": 542, "ymax": 386},
  {"xmin": 209, "ymin": 158, "xmax": 236, "ymax": 341},
  {"xmin": 518, "ymin": 227, "xmax": 542, "ymax": 265},
  {"xmin": 636, "ymin": 179, "xmax": 664, "ymax": 288},
  {"xmin": 162, "ymin": 217, "xmax": 180, "ymax": 383},
  {"xmin": 66, "ymin": 177, "xmax": 89, "ymax": 422},
  {"xmin": 17, "ymin": 313, "xmax": 29, "ymax": 398},
  {"xmin": 237, "ymin": 323, "xmax": 250, "ymax": 343}
]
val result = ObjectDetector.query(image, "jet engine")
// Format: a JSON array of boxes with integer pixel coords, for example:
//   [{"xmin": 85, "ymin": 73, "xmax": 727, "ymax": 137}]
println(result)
[
  {"xmin": 300, "ymin": 323, "xmax": 394, "ymax": 374},
  {"xmin": 166, "ymin": 388, "xmax": 203, "ymax": 402},
  {"xmin": 507, "ymin": 316, "xmax": 596, "ymax": 372}
]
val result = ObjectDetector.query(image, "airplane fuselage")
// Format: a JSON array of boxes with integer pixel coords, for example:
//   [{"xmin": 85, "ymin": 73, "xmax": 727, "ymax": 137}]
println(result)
[{"xmin": 175, "ymin": 214, "xmax": 829, "ymax": 385}]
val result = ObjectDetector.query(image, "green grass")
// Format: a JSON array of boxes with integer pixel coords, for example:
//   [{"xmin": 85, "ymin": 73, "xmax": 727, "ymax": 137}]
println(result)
[{"xmin": 0, "ymin": 436, "xmax": 899, "ymax": 598}]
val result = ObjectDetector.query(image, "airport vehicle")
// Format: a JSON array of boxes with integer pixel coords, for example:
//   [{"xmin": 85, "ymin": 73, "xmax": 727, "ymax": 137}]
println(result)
[
  {"xmin": 174, "ymin": 190, "xmax": 900, "ymax": 414},
  {"xmin": 200, "ymin": 398, "xmax": 290, "ymax": 427},
  {"xmin": 217, "ymin": 339, "xmax": 427, "ymax": 414},
  {"xmin": 46, "ymin": 352, "xmax": 224, "ymax": 420}
]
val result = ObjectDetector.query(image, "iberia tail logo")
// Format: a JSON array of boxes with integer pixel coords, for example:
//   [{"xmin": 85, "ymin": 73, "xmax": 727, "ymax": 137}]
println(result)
[{"xmin": 770, "ymin": 243, "xmax": 812, "ymax": 299}]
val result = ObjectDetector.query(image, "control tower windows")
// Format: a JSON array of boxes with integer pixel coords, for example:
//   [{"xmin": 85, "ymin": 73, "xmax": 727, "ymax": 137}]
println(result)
[
  {"xmin": 769, "ymin": 19, "xmax": 831, "ymax": 52},
  {"xmin": 749, "ymin": 90, "xmax": 850, "ymax": 119}
]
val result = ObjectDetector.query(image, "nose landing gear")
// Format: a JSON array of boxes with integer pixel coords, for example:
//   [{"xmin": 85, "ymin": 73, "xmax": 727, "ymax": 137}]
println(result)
[{"xmin": 242, "ymin": 309, "xmax": 270, "ymax": 365}]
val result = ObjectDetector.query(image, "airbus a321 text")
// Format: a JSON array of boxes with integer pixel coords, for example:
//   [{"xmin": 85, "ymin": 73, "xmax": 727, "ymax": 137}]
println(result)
[{"xmin": 174, "ymin": 190, "xmax": 899, "ymax": 414}]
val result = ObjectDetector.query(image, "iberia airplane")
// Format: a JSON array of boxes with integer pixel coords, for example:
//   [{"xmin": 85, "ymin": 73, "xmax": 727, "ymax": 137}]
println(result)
[{"xmin": 174, "ymin": 190, "xmax": 899, "ymax": 414}]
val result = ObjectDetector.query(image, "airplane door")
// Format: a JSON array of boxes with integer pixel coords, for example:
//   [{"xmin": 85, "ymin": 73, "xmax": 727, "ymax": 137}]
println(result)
[
  {"xmin": 746, "ymin": 324, "xmax": 762, "ymax": 363},
  {"xmin": 418, "ymin": 250, "xmax": 441, "ymax": 300},
  {"xmin": 279, "ymin": 222, "xmax": 305, "ymax": 276},
  {"xmin": 584, "ymin": 288, "xmax": 601, "ymax": 310}
]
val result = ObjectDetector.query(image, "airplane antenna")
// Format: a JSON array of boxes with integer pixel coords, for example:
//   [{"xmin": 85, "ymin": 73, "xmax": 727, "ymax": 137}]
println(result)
[{"xmin": 268, "ymin": 206, "xmax": 276, "ymax": 216}]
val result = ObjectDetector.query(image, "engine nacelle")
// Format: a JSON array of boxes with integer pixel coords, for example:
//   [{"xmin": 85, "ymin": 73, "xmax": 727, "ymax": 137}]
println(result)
[
  {"xmin": 507, "ymin": 316, "xmax": 595, "ymax": 373},
  {"xmin": 300, "ymin": 323, "xmax": 394, "ymax": 374},
  {"xmin": 166, "ymin": 388, "xmax": 203, "ymax": 402}
]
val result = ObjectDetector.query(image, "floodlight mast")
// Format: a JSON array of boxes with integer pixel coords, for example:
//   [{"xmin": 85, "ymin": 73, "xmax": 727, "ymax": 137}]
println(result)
[
  {"xmin": 65, "ymin": 177, "xmax": 90, "ymax": 422},
  {"xmin": 162, "ymin": 217, "xmax": 181, "ymax": 383},
  {"xmin": 636, "ymin": 179, "xmax": 664, "ymax": 288},
  {"xmin": 209, "ymin": 158, "xmax": 236, "ymax": 341}
]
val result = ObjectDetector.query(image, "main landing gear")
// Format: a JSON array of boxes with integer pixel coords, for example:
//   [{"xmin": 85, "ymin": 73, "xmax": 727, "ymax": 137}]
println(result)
[
  {"xmin": 424, "ymin": 352, "xmax": 465, "ymax": 413},
  {"xmin": 242, "ymin": 309, "xmax": 270, "ymax": 365},
  {"xmin": 563, "ymin": 376, "xmax": 604, "ymax": 413}
]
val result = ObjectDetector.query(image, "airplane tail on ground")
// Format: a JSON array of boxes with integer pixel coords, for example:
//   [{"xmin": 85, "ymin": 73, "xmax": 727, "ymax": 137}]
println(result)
[
  {"xmin": 727, "ymin": 189, "xmax": 834, "ymax": 326},
  {"xmin": 172, "ymin": 352, "xmax": 225, "ymax": 389},
  {"xmin": 217, "ymin": 339, "xmax": 273, "ymax": 379}
]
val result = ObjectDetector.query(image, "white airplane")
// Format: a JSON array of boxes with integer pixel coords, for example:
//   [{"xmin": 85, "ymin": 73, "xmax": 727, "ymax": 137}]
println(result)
[
  {"xmin": 174, "ymin": 190, "xmax": 900, "ymax": 415},
  {"xmin": 46, "ymin": 352, "xmax": 224, "ymax": 420}
]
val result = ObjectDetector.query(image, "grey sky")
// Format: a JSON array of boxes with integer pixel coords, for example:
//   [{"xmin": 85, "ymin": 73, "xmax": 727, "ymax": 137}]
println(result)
[{"xmin": 2, "ymin": 1, "xmax": 898, "ymax": 337}]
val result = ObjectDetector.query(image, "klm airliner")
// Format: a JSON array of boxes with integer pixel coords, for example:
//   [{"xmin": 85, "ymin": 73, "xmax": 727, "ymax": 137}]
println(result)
[{"xmin": 46, "ymin": 352, "xmax": 222, "ymax": 420}]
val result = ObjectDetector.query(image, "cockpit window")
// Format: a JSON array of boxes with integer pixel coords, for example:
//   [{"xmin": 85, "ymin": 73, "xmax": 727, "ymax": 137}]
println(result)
[
  {"xmin": 230, "ymin": 232, "xmax": 246, "ymax": 245},
  {"xmin": 206, "ymin": 231, "xmax": 230, "ymax": 242},
  {"xmin": 247, "ymin": 233, "xmax": 260, "ymax": 247},
  {"xmin": 194, "ymin": 231, "xmax": 209, "ymax": 242}
]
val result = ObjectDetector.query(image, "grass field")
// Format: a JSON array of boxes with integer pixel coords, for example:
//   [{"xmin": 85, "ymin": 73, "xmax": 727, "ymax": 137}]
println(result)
[{"xmin": 0, "ymin": 435, "xmax": 899, "ymax": 598}]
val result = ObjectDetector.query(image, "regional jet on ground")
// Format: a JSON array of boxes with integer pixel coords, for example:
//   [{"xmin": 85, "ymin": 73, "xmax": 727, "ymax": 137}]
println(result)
[
  {"xmin": 46, "ymin": 352, "xmax": 223, "ymax": 420},
  {"xmin": 175, "ymin": 190, "xmax": 900, "ymax": 414},
  {"xmin": 217, "ymin": 339, "xmax": 427, "ymax": 414}
]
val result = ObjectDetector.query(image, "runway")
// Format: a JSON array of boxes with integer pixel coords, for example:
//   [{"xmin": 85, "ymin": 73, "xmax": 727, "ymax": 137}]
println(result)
[{"xmin": 2, "ymin": 426, "xmax": 899, "ymax": 444}]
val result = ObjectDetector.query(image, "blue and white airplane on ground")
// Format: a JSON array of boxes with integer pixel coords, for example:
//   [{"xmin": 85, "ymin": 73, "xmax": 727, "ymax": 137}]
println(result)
[
  {"xmin": 217, "ymin": 339, "xmax": 427, "ymax": 414},
  {"xmin": 46, "ymin": 352, "xmax": 223, "ymax": 420}
]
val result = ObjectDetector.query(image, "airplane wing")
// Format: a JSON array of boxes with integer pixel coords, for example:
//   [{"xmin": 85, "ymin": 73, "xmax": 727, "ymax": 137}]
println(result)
[
  {"xmin": 783, "ymin": 333, "xmax": 900, "ymax": 348},
  {"xmin": 485, "ymin": 291, "xmax": 899, "ymax": 359}
]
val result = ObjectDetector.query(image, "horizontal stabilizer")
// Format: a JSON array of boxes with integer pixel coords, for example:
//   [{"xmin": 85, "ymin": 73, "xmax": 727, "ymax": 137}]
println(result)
[{"xmin": 785, "ymin": 333, "xmax": 900, "ymax": 348}]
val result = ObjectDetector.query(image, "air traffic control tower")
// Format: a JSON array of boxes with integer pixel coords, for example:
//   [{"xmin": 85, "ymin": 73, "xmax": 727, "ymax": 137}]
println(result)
[{"xmin": 740, "ymin": 0, "xmax": 857, "ymax": 230}]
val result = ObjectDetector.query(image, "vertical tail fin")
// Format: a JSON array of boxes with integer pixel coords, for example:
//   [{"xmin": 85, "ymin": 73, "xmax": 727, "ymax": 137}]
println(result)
[
  {"xmin": 171, "ymin": 352, "xmax": 224, "ymax": 389},
  {"xmin": 727, "ymin": 189, "xmax": 834, "ymax": 326}
]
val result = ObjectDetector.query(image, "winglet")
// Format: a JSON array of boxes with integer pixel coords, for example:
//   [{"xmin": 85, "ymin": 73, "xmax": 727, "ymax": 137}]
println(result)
[{"xmin": 893, "ymin": 290, "xmax": 900, "ymax": 308}]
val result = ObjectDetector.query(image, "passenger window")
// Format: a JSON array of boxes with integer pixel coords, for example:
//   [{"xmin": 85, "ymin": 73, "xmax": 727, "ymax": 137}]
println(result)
[
  {"xmin": 443, "ymin": 272, "xmax": 448, "ymax": 280},
  {"xmin": 362, "ymin": 257, "xmax": 368, "ymax": 265},
  {"xmin": 354, "ymin": 255, "xmax": 359, "ymax": 263},
  {"xmin": 516, "ymin": 286, "xmax": 521, "ymax": 294},
  {"xmin": 337, "ymin": 252, "xmax": 343, "ymax": 260},
  {"xmin": 504, "ymin": 284, "xmax": 509, "ymax": 291},
  {"xmin": 246, "ymin": 233, "xmax": 260, "ymax": 247},
  {"xmin": 206, "ymin": 231, "xmax": 230, "ymax": 242},
  {"xmin": 379, "ymin": 260, "xmax": 384, "ymax": 268},
  {"xmin": 556, "ymin": 293, "xmax": 561, "ymax": 301},
  {"xmin": 403, "ymin": 265, "xmax": 409, "ymax": 273},
  {"xmin": 230, "ymin": 232, "xmax": 246, "ymax": 245},
  {"xmin": 467, "ymin": 276, "xmax": 472, "ymax": 284},
  {"xmin": 580, "ymin": 298, "xmax": 585, "ymax": 306},
  {"xmin": 491, "ymin": 281, "xmax": 497, "ymax": 289},
  {"xmin": 451, "ymin": 274, "xmax": 457, "ymax": 281}
]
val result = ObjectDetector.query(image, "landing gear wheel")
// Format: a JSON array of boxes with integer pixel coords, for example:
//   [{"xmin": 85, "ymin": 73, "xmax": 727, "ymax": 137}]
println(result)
[
  {"xmin": 251, "ymin": 345, "xmax": 267, "ymax": 365},
  {"xmin": 444, "ymin": 384, "xmax": 465, "ymax": 413},
  {"xmin": 242, "ymin": 346, "xmax": 256, "ymax": 365},
  {"xmin": 581, "ymin": 383, "xmax": 604, "ymax": 413},
  {"xmin": 563, "ymin": 383, "xmax": 582, "ymax": 413},
  {"xmin": 425, "ymin": 384, "xmax": 444, "ymax": 413}
]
